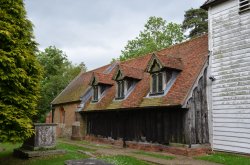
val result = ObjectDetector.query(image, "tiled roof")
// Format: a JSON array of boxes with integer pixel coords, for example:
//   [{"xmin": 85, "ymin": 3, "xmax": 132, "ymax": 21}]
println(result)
[
  {"xmin": 114, "ymin": 64, "xmax": 144, "ymax": 80},
  {"xmin": 156, "ymin": 54, "xmax": 183, "ymax": 71},
  {"xmin": 91, "ymin": 72, "xmax": 114, "ymax": 85},
  {"xmin": 201, "ymin": 0, "xmax": 228, "ymax": 9},
  {"xmin": 52, "ymin": 34, "xmax": 208, "ymax": 111},
  {"xmin": 51, "ymin": 65, "xmax": 111, "ymax": 105}
]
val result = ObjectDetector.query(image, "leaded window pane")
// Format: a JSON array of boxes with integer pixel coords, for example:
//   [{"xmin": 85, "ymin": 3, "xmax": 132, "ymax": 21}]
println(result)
[
  {"xmin": 93, "ymin": 86, "xmax": 98, "ymax": 101},
  {"xmin": 117, "ymin": 81, "xmax": 124, "ymax": 98},
  {"xmin": 121, "ymin": 81, "xmax": 124, "ymax": 98},
  {"xmin": 152, "ymin": 73, "xmax": 157, "ymax": 94},
  {"xmin": 100, "ymin": 86, "xmax": 105, "ymax": 94},
  {"xmin": 117, "ymin": 81, "xmax": 120, "ymax": 98},
  {"xmin": 127, "ymin": 80, "xmax": 133, "ymax": 90},
  {"xmin": 158, "ymin": 72, "xmax": 163, "ymax": 92}
]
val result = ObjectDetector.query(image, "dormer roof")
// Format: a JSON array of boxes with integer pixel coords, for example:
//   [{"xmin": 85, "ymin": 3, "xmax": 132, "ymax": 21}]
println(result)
[
  {"xmin": 146, "ymin": 53, "xmax": 183, "ymax": 72},
  {"xmin": 52, "ymin": 34, "xmax": 208, "ymax": 111},
  {"xmin": 113, "ymin": 64, "xmax": 144, "ymax": 80},
  {"xmin": 90, "ymin": 72, "xmax": 114, "ymax": 86}
]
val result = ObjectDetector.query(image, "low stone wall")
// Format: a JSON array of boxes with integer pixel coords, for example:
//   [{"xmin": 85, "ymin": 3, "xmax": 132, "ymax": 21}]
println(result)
[{"xmin": 84, "ymin": 135, "xmax": 212, "ymax": 156}]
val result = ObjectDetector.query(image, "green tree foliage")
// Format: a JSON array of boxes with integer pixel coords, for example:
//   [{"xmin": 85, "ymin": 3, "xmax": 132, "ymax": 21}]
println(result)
[
  {"xmin": 0, "ymin": 0, "xmax": 42, "ymax": 142},
  {"xmin": 118, "ymin": 16, "xmax": 184, "ymax": 61},
  {"xmin": 182, "ymin": 8, "xmax": 208, "ymax": 38},
  {"xmin": 37, "ymin": 46, "xmax": 86, "ymax": 122}
]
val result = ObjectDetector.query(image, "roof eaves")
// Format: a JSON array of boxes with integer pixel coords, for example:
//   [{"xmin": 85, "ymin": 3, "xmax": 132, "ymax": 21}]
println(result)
[{"xmin": 201, "ymin": 0, "xmax": 229, "ymax": 10}]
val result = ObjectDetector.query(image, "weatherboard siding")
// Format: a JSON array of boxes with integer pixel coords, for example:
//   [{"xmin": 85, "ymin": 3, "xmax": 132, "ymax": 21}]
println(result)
[{"xmin": 209, "ymin": 0, "xmax": 250, "ymax": 153}]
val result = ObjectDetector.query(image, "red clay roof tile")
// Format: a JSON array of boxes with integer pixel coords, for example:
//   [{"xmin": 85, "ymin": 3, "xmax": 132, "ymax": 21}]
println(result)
[
  {"xmin": 113, "ymin": 64, "xmax": 144, "ymax": 80},
  {"xmin": 52, "ymin": 34, "xmax": 208, "ymax": 111}
]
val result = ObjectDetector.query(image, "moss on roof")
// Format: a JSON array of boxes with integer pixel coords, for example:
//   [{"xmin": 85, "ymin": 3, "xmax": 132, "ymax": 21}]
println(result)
[{"xmin": 52, "ymin": 35, "xmax": 208, "ymax": 112}]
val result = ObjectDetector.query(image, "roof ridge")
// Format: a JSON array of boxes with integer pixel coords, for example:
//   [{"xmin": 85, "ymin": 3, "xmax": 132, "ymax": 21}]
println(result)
[
  {"xmin": 114, "ymin": 34, "xmax": 208, "ymax": 64},
  {"xmin": 157, "ymin": 34, "xmax": 208, "ymax": 53}
]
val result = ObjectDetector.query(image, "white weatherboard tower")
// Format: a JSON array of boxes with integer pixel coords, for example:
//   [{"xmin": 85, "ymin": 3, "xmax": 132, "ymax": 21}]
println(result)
[{"xmin": 202, "ymin": 0, "xmax": 250, "ymax": 154}]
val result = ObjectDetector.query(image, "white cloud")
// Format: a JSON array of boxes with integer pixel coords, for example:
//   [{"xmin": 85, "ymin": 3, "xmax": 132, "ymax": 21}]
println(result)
[{"xmin": 25, "ymin": 0, "xmax": 206, "ymax": 70}]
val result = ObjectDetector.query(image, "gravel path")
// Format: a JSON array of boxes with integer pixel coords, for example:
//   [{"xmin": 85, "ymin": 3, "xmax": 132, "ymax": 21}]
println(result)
[{"xmin": 60, "ymin": 140, "xmax": 221, "ymax": 165}]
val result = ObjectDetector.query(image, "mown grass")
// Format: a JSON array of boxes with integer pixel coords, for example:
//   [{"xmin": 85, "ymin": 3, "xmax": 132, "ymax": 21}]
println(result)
[
  {"xmin": 196, "ymin": 152, "xmax": 250, "ymax": 165},
  {"xmin": 0, "ymin": 142, "xmax": 152, "ymax": 165},
  {"xmin": 0, "ymin": 142, "xmax": 89, "ymax": 165},
  {"xmin": 0, "ymin": 143, "xmax": 22, "ymax": 159},
  {"xmin": 133, "ymin": 151, "xmax": 175, "ymax": 160},
  {"xmin": 58, "ymin": 138, "xmax": 111, "ymax": 149},
  {"xmin": 100, "ymin": 155, "xmax": 152, "ymax": 165}
]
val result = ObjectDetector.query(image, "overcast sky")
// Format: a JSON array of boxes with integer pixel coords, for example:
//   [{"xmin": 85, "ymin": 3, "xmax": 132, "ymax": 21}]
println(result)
[{"xmin": 25, "ymin": 0, "xmax": 205, "ymax": 70}]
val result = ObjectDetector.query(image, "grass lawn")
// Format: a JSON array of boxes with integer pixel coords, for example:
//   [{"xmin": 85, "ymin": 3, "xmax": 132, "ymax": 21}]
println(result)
[
  {"xmin": 196, "ymin": 152, "xmax": 250, "ymax": 165},
  {"xmin": 58, "ymin": 138, "xmax": 111, "ymax": 149},
  {"xmin": 100, "ymin": 155, "xmax": 152, "ymax": 165},
  {"xmin": 133, "ymin": 151, "xmax": 175, "ymax": 160},
  {"xmin": 0, "ymin": 142, "xmax": 153, "ymax": 165},
  {"xmin": 0, "ymin": 142, "xmax": 89, "ymax": 165}
]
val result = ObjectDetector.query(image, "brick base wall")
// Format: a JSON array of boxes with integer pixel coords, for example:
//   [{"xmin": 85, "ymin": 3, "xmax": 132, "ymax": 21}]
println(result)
[{"xmin": 85, "ymin": 135, "xmax": 212, "ymax": 156}]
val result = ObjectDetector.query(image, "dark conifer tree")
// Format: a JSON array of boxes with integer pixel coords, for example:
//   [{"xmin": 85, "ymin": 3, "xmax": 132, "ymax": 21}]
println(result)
[{"xmin": 0, "ymin": 0, "xmax": 42, "ymax": 142}]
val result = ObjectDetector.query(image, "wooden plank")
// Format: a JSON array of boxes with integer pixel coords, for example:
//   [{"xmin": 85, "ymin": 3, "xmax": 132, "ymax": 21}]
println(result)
[
  {"xmin": 212, "ymin": 82, "xmax": 250, "ymax": 91},
  {"xmin": 212, "ymin": 64, "xmax": 250, "ymax": 77},
  {"xmin": 213, "ymin": 122, "xmax": 250, "ymax": 128},
  {"xmin": 213, "ymin": 144, "xmax": 250, "ymax": 154},
  {"xmin": 214, "ymin": 126, "xmax": 250, "ymax": 134},
  {"xmin": 213, "ymin": 139, "xmax": 250, "ymax": 149},
  {"xmin": 213, "ymin": 109, "xmax": 250, "ymax": 114},
  {"xmin": 213, "ymin": 113, "xmax": 250, "ymax": 118},
  {"xmin": 163, "ymin": 111, "xmax": 170, "ymax": 144},
  {"xmin": 214, "ymin": 132, "xmax": 250, "ymax": 139},
  {"xmin": 213, "ymin": 53, "xmax": 250, "ymax": 68},
  {"xmin": 213, "ymin": 21, "xmax": 250, "ymax": 37},
  {"xmin": 213, "ymin": 44, "xmax": 250, "ymax": 55},
  {"xmin": 212, "ymin": 105, "xmax": 250, "ymax": 110},
  {"xmin": 213, "ymin": 117, "xmax": 250, "ymax": 123},
  {"xmin": 212, "ymin": 95, "xmax": 250, "ymax": 101},
  {"xmin": 214, "ymin": 137, "xmax": 250, "ymax": 147}
]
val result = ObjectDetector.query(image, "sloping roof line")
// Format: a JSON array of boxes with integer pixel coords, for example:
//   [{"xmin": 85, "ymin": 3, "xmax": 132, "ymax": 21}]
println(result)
[
  {"xmin": 51, "ymin": 64, "xmax": 111, "ymax": 105},
  {"xmin": 113, "ymin": 64, "xmax": 144, "ymax": 80},
  {"xmin": 91, "ymin": 72, "xmax": 114, "ymax": 85},
  {"xmin": 52, "ymin": 34, "xmax": 208, "ymax": 109},
  {"xmin": 146, "ymin": 53, "xmax": 183, "ymax": 72},
  {"xmin": 201, "ymin": 0, "xmax": 229, "ymax": 9}
]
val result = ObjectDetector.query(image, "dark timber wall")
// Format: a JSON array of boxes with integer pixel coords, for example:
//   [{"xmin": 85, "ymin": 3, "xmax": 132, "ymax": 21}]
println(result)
[
  {"xmin": 184, "ymin": 68, "xmax": 209, "ymax": 144},
  {"xmin": 85, "ymin": 68, "xmax": 209, "ymax": 145},
  {"xmin": 86, "ymin": 108, "xmax": 185, "ymax": 144}
]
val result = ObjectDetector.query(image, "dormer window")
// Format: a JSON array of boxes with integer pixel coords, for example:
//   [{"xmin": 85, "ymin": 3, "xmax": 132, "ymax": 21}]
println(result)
[
  {"xmin": 92, "ymin": 85, "xmax": 107, "ymax": 102},
  {"xmin": 151, "ymin": 72, "xmax": 163, "ymax": 95},
  {"xmin": 113, "ymin": 65, "xmax": 143, "ymax": 100},
  {"xmin": 90, "ymin": 72, "xmax": 113, "ymax": 102},
  {"xmin": 148, "ymin": 58, "xmax": 165, "ymax": 96},
  {"xmin": 146, "ymin": 53, "xmax": 181, "ymax": 96}
]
